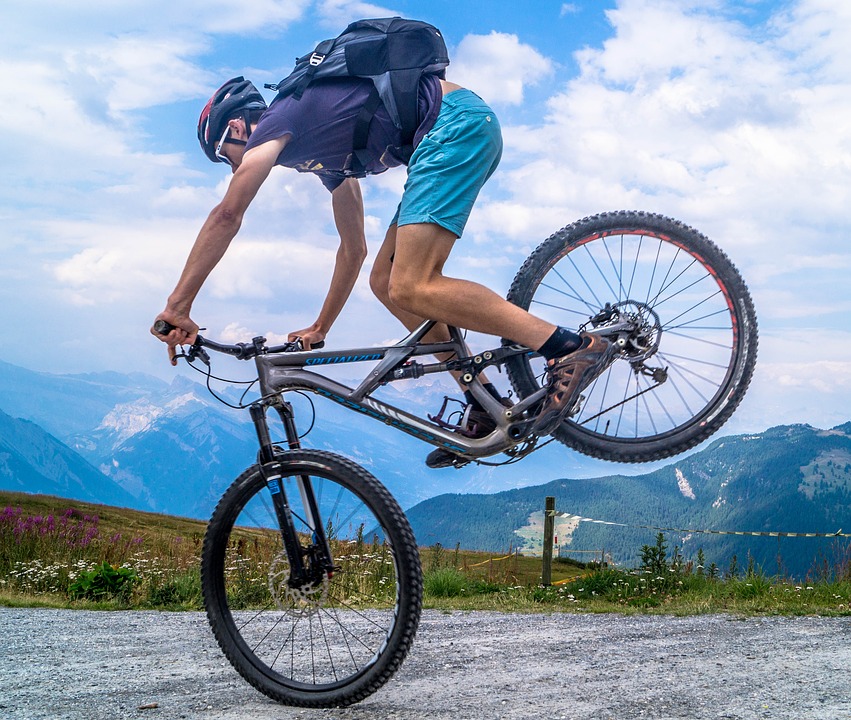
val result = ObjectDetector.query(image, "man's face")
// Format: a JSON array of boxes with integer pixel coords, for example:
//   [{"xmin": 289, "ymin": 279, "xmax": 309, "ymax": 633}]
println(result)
[{"xmin": 215, "ymin": 120, "xmax": 247, "ymax": 172}]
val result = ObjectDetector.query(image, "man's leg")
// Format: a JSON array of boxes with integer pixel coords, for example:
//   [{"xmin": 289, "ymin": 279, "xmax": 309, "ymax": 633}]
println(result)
[
  {"xmin": 388, "ymin": 222, "xmax": 557, "ymax": 352},
  {"xmin": 370, "ymin": 224, "xmax": 452, "ymax": 343},
  {"xmin": 380, "ymin": 88, "xmax": 611, "ymax": 455},
  {"xmin": 376, "ymin": 222, "xmax": 525, "ymax": 468},
  {"xmin": 371, "ymin": 223, "xmax": 500, "ymax": 388},
  {"xmin": 383, "ymin": 220, "xmax": 615, "ymax": 463}
]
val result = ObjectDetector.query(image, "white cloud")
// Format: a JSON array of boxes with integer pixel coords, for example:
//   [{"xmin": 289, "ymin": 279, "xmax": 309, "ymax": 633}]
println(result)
[
  {"xmin": 482, "ymin": 0, "xmax": 851, "ymax": 331},
  {"xmin": 65, "ymin": 36, "xmax": 214, "ymax": 115},
  {"xmin": 205, "ymin": 237, "xmax": 338, "ymax": 301},
  {"xmin": 46, "ymin": 175, "xmax": 343, "ymax": 307},
  {"xmin": 730, "ymin": 329, "xmax": 851, "ymax": 431},
  {"xmin": 4, "ymin": 0, "xmax": 305, "ymax": 43},
  {"xmin": 0, "ymin": 60, "xmax": 129, "ymax": 177},
  {"xmin": 769, "ymin": 361, "xmax": 851, "ymax": 392},
  {"xmin": 315, "ymin": 0, "xmax": 401, "ymax": 29},
  {"xmin": 0, "ymin": 0, "xmax": 310, "ymax": 208},
  {"xmin": 49, "ymin": 217, "xmax": 206, "ymax": 305},
  {"xmin": 773, "ymin": 0, "xmax": 851, "ymax": 83},
  {"xmin": 448, "ymin": 32, "xmax": 554, "ymax": 105}
]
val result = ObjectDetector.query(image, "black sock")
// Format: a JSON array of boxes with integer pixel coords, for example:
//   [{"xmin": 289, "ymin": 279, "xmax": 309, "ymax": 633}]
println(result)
[{"xmin": 537, "ymin": 327, "xmax": 583, "ymax": 360}]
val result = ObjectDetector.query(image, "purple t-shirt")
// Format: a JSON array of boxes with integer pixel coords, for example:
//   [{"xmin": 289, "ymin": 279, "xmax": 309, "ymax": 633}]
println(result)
[{"xmin": 245, "ymin": 75, "xmax": 442, "ymax": 192}]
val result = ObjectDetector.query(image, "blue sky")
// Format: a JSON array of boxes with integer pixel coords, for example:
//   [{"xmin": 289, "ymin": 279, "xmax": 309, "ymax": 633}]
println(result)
[{"xmin": 2, "ymin": 0, "xmax": 850, "ymax": 436}]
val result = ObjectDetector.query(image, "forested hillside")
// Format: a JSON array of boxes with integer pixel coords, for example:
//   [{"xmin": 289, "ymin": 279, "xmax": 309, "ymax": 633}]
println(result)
[{"xmin": 407, "ymin": 423, "xmax": 851, "ymax": 578}]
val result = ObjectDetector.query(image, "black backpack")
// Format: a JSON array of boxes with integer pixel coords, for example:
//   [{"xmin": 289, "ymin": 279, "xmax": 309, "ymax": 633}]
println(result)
[{"xmin": 266, "ymin": 17, "xmax": 449, "ymax": 172}]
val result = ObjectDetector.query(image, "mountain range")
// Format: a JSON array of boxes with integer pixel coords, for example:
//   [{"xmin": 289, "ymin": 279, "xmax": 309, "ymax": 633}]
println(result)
[
  {"xmin": 1, "ymin": 358, "xmax": 849, "ymax": 578},
  {"xmin": 0, "ymin": 358, "xmax": 605, "ymax": 517},
  {"xmin": 406, "ymin": 423, "xmax": 851, "ymax": 578}
]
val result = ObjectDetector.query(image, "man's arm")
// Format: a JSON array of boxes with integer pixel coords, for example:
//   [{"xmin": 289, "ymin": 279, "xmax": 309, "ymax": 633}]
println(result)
[
  {"xmin": 152, "ymin": 137, "xmax": 287, "ymax": 363},
  {"xmin": 287, "ymin": 178, "xmax": 368, "ymax": 348}
]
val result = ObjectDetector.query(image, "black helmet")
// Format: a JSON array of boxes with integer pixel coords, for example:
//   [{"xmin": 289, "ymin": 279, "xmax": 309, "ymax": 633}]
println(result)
[{"xmin": 198, "ymin": 76, "xmax": 267, "ymax": 163}]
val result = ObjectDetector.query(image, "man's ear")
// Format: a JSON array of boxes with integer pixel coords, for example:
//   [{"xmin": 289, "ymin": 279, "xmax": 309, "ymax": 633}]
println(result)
[{"xmin": 227, "ymin": 117, "xmax": 247, "ymax": 139}]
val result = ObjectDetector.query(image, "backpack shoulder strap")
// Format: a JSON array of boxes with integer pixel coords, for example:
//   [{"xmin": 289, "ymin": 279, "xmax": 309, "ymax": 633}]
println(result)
[
  {"xmin": 350, "ymin": 85, "xmax": 382, "ymax": 175},
  {"xmin": 292, "ymin": 37, "xmax": 337, "ymax": 100}
]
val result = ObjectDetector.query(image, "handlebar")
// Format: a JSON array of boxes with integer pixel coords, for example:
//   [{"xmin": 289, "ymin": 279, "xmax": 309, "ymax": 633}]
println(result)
[{"xmin": 153, "ymin": 319, "xmax": 324, "ymax": 362}]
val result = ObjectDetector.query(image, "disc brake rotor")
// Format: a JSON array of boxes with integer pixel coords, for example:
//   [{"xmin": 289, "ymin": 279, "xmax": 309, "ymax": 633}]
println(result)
[
  {"xmin": 587, "ymin": 300, "xmax": 662, "ymax": 362},
  {"xmin": 268, "ymin": 553, "xmax": 330, "ymax": 617}
]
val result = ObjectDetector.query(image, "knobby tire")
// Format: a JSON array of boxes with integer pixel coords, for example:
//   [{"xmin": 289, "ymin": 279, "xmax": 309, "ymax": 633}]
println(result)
[
  {"xmin": 506, "ymin": 211, "xmax": 758, "ymax": 462},
  {"xmin": 201, "ymin": 449, "xmax": 422, "ymax": 707}
]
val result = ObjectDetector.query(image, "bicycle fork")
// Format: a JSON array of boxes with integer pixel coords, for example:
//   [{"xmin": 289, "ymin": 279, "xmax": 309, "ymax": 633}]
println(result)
[{"xmin": 250, "ymin": 401, "xmax": 335, "ymax": 588}]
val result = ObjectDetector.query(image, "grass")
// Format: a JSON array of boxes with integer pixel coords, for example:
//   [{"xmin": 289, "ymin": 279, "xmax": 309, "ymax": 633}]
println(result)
[
  {"xmin": 2, "ymin": 491, "xmax": 850, "ymax": 616},
  {"xmin": 1, "ymin": 491, "xmax": 206, "ymax": 610}
]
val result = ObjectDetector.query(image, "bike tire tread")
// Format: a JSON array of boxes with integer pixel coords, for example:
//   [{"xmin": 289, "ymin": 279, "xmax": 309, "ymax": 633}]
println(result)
[
  {"xmin": 201, "ymin": 449, "xmax": 423, "ymax": 708},
  {"xmin": 505, "ymin": 210, "xmax": 758, "ymax": 462}
]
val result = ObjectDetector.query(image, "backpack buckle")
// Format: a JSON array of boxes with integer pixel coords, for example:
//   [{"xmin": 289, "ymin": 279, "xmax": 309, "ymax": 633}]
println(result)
[{"xmin": 309, "ymin": 52, "xmax": 325, "ymax": 67}]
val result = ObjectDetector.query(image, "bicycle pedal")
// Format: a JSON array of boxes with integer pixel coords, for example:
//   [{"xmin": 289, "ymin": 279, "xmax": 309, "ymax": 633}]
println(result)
[{"xmin": 428, "ymin": 397, "xmax": 481, "ymax": 437}]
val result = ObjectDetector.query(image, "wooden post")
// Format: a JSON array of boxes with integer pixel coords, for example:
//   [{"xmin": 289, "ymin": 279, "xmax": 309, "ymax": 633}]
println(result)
[{"xmin": 542, "ymin": 496, "xmax": 555, "ymax": 586}]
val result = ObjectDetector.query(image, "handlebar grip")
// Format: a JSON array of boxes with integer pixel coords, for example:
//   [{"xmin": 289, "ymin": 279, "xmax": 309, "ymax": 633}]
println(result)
[{"xmin": 153, "ymin": 319, "xmax": 175, "ymax": 336}]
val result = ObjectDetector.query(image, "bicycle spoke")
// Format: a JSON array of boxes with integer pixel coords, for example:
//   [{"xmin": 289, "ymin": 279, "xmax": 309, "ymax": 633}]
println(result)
[
  {"xmin": 531, "ymin": 297, "xmax": 595, "ymax": 320},
  {"xmin": 203, "ymin": 453, "xmax": 419, "ymax": 701},
  {"xmin": 663, "ymin": 328, "xmax": 733, "ymax": 351},
  {"xmin": 665, "ymin": 304, "xmax": 733, "ymax": 331},
  {"xmin": 507, "ymin": 213, "xmax": 756, "ymax": 459}
]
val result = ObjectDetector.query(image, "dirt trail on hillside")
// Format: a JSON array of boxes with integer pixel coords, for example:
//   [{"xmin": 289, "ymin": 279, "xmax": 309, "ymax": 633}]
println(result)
[{"xmin": 1, "ymin": 609, "xmax": 849, "ymax": 720}]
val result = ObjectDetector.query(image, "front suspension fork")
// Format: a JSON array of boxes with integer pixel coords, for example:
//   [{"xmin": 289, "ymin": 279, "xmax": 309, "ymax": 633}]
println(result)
[{"xmin": 250, "ymin": 401, "xmax": 334, "ymax": 585}]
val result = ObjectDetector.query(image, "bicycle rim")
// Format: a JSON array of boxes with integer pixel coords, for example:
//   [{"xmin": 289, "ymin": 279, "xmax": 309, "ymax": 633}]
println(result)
[
  {"xmin": 202, "ymin": 450, "xmax": 422, "ymax": 707},
  {"xmin": 506, "ymin": 211, "xmax": 758, "ymax": 462}
]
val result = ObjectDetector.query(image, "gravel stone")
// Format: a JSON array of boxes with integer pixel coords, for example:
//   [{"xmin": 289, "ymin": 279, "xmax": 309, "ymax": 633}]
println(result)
[{"xmin": 1, "ymin": 609, "xmax": 849, "ymax": 719}]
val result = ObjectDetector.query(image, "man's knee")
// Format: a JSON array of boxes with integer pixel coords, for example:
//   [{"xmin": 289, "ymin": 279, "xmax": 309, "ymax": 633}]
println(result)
[
  {"xmin": 386, "ymin": 271, "xmax": 421, "ymax": 313},
  {"xmin": 369, "ymin": 263, "xmax": 389, "ymax": 303}
]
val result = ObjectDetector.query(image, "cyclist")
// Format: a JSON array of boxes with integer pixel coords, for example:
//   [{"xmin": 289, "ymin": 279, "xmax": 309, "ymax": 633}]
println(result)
[{"xmin": 152, "ymin": 70, "xmax": 613, "ymax": 466}]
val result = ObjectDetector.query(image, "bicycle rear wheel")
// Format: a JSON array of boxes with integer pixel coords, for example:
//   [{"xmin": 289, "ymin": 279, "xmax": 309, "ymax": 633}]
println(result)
[
  {"xmin": 506, "ymin": 211, "xmax": 758, "ymax": 462},
  {"xmin": 201, "ymin": 449, "xmax": 422, "ymax": 707}
]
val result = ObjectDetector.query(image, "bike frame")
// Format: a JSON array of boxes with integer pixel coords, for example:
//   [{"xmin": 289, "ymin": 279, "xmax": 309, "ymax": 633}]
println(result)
[
  {"xmin": 228, "ymin": 320, "xmax": 536, "ymax": 588},
  {"xmin": 252, "ymin": 320, "xmax": 543, "ymax": 462},
  {"xmin": 198, "ymin": 317, "xmax": 610, "ymax": 586}
]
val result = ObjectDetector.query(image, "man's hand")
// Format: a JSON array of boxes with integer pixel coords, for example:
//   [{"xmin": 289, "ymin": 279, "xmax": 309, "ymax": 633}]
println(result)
[
  {"xmin": 151, "ymin": 311, "xmax": 200, "ymax": 366},
  {"xmin": 288, "ymin": 326, "xmax": 326, "ymax": 350}
]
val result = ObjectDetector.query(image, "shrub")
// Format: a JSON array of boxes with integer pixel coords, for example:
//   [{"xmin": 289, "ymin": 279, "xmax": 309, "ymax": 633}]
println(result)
[
  {"xmin": 69, "ymin": 561, "xmax": 138, "ymax": 601},
  {"xmin": 727, "ymin": 574, "xmax": 772, "ymax": 600},
  {"xmin": 147, "ymin": 570, "xmax": 202, "ymax": 608}
]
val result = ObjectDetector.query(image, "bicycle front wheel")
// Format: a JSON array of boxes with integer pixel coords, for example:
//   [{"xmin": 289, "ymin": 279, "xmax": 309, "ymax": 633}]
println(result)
[
  {"xmin": 201, "ymin": 449, "xmax": 422, "ymax": 707},
  {"xmin": 506, "ymin": 211, "xmax": 758, "ymax": 462}
]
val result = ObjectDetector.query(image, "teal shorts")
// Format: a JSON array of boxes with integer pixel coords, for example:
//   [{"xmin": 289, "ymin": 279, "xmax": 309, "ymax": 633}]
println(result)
[{"xmin": 392, "ymin": 89, "xmax": 503, "ymax": 238}]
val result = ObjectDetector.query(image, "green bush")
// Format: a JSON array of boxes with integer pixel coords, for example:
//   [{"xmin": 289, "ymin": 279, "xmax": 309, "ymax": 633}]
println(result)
[
  {"xmin": 727, "ymin": 574, "xmax": 772, "ymax": 600},
  {"xmin": 69, "ymin": 561, "xmax": 138, "ymax": 601},
  {"xmin": 569, "ymin": 568, "xmax": 626, "ymax": 596}
]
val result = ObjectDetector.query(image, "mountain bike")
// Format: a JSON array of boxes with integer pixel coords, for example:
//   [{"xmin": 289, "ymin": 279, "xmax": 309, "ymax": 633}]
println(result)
[{"xmin": 155, "ymin": 210, "xmax": 758, "ymax": 708}]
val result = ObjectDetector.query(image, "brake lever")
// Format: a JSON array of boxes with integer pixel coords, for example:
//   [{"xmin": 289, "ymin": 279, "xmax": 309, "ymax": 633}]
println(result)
[{"xmin": 187, "ymin": 343, "xmax": 211, "ymax": 366}]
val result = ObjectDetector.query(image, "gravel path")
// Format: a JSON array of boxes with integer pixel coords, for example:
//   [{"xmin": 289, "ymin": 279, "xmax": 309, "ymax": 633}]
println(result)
[{"xmin": 1, "ymin": 609, "xmax": 849, "ymax": 720}]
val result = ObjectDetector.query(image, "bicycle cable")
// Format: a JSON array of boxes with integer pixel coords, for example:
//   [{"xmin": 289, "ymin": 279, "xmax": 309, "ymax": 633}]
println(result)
[
  {"xmin": 175, "ymin": 348, "xmax": 318, "ymax": 440},
  {"xmin": 175, "ymin": 350, "xmax": 258, "ymax": 410},
  {"xmin": 471, "ymin": 436, "xmax": 558, "ymax": 467}
]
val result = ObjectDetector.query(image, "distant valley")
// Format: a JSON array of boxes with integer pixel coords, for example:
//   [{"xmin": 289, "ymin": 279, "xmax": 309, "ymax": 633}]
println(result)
[
  {"xmin": 0, "ymin": 358, "xmax": 606, "ymax": 517},
  {"xmin": 1, "ymin": 359, "xmax": 849, "ymax": 578}
]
